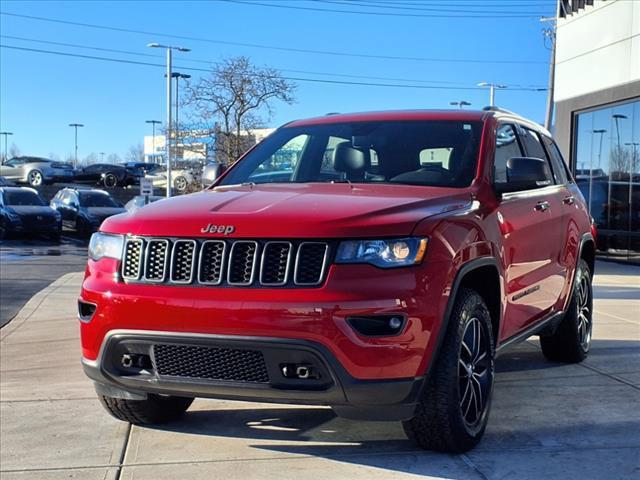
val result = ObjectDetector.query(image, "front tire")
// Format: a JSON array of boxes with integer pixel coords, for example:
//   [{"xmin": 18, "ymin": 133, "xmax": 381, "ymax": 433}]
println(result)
[
  {"xmin": 99, "ymin": 394, "xmax": 194, "ymax": 425},
  {"xmin": 27, "ymin": 169, "xmax": 44, "ymax": 187},
  {"xmin": 103, "ymin": 173, "xmax": 118, "ymax": 188},
  {"xmin": 403, "ymin": 289, "xmax": 495, "ymax": 453},
  {"xmin": 174, "ymin": 175, "xmax": 188, "ymax": 192},
  {"xmin": 540, "ymin": 259, "xmax": 593, "ymax": 363}
]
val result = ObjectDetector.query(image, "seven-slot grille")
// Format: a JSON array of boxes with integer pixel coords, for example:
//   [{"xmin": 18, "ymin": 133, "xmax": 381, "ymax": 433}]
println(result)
[
  {"xmin": 153, "ymin": 343, "xmax": 269, "ymax": 383},
  {"xmin": 121, "ymin": 237, "xmax": 329, "ymax": 287}
]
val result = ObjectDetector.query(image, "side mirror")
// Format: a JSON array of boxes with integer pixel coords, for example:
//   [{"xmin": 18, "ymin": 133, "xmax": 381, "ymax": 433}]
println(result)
[{"xmin": 495, "ymin": 157, "xmax": 553, "ymax": 195}]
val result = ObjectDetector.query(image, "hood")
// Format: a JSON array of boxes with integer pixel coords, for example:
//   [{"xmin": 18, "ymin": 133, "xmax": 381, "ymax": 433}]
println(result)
[
  {"xmin": 85, "ymin": 207, "xmax": 127, "ymax": 220},
  {"xmin": 101, "ymin": 183, "xmax": 471, "ymax": 238},
  {"xmin": 9, "ymin": 205, "xmax": 57, "ymax": 217}
]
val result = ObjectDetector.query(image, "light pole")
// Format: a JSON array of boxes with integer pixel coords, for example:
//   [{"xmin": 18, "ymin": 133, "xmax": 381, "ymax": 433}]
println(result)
[
  {"xmin": 146, "ymin": 120, "xmax": 161, "ymax": 163},
  {"xmin": 165, "ymin": 72, "xmax": 191, "ymax": 163},
  {"xmin": 588, "ymin": 129, "xmax": 606, "ymax": 216},
  {"xmin": 147, "ymin": 43, "xmax": 191, "ymax": 197},
  {"xmin": 100, "ymin": 152, "xmax": 105, "ymax": 163},
  {"xmin": 68, "ymin": 123, "xmax": 84, "ymax": 169},
  {"xmin": 0, "ymin": 131, "xmax": 13, "ymax": 161},
  {"xmin": 477, "ymin": 82, "xmax": 507, "ymax": 107},
  {"xmin": 449, "ymin": 101, "xmax": 471, "ymax": 109}
]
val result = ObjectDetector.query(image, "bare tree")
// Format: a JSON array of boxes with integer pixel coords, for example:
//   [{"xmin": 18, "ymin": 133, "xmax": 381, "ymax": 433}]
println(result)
[
  {"xmin": 183, "ymin": 56, "xmax": 295, "ymax": 164},
  {"xmin": 83, "ymin": 152, "xmax": 99, "ymax": 165},
  {"xmin": 107, "ymin": 153, "xmax": 122, "ymax": 164},
  {"xmin": 48, "ymin": 152, "xmax": 61, "ymax": 161},
  {"xmin": 126, "ymin": 144, "xmax": 144, "ymax": 163},
  {"xmin": 9, "ymin": 143, "xmax": 21, "ymax": 158}
]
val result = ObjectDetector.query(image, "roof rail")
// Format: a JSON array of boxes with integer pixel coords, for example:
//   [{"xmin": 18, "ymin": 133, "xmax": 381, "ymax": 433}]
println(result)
[{"xmin": 482, "ymin": 106, "xmax": 519, "ymax": 115}]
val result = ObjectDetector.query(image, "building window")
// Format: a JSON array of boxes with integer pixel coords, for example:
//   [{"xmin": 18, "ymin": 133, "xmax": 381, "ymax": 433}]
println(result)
[{"xmin": 573, "ymin": 97, "xmax": 640, "ymax": 263}]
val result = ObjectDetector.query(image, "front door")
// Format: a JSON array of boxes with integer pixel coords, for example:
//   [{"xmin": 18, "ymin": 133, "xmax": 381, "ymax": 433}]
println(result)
[
  {"xmin": 493, "ymin": 124, "xmax": 566, "ymax": 340},
  {"xmin": 0, "ymin": 159, "xmax": 23, "ymax": 180}
]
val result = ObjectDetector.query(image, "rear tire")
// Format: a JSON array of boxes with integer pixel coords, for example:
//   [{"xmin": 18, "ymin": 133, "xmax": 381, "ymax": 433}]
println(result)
[
  {"xmin": 402, "ymin": 288, "xmax": 495, "ymax": 453},
  {"xmin": 540, "ymin": 259, "xmax": 592, "ymax": 363},
  {"xmin": 27, "ymin": 169, "xmax": 44, "ymax": 187},
  {"xmin": 99, "ymin": 394, "xmax": 193, "ymax": 425},
  {"xmin": 174, "ymin": 175, "xmax": 188, "ymax": 192},
  {"xmin": 103, "ymin": 173, "xmax": 118, "ymax": 188}
]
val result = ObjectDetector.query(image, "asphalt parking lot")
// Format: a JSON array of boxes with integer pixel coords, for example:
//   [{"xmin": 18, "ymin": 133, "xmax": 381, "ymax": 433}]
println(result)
[
  {"xmin": 0, "ymin": 235, "xmax": 88, "ymax": 327},
  {"xmin": 0, "ymin": 260, "xmax": 638, "ymax": 479}
]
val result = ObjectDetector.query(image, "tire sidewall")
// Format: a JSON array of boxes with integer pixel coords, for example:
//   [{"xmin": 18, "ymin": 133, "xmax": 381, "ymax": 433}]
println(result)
[
  {"xmin": 571, "ymin": 260, "xmax": 593, "ymax": 355},
  {"xmin": 449, "ymin": 295, "xmax": 496, "ymax": 440},
  {"xmin": 28, "ymin": 169, "xmax": 43, "ymax": 187}
]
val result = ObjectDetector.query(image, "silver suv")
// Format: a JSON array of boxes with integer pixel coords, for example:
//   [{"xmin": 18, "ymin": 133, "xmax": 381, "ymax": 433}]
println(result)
[{"xmin": 0, "ymin": 157, "xmax": 75, "ymax": 187}]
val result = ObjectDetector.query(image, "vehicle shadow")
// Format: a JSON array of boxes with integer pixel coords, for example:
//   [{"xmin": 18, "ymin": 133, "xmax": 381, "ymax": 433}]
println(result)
[{"xmin": 145, "ymin": 338, "xmax": 640, "ymax": 478}]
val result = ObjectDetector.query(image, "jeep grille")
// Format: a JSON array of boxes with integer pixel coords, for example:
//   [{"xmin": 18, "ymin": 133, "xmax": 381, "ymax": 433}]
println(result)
[{"xmin": 121, "ymin": 237, "xmax": 330, "ymax": 288}]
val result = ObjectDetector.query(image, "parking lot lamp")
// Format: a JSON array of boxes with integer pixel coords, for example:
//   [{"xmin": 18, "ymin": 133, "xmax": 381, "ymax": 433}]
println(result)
[
  {"xmin": 0, "ymin": 131, "xmax": 13, "ymax": 161},
  {"xmin": 68, "ymin": 124, "xmax": 84, "ymax": 169},
  {"xmin": 147, "ymin": 43, "xmax": 191, "ymax": 197},
  {"xmin": 477, "ymin": 82, "xmax": 507, "ymax": 107}
]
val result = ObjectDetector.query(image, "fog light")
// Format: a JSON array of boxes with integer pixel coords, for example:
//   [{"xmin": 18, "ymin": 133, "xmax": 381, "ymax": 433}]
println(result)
[
  {"xmin": 389, "ymin": 316, "xmax": 402, "ymax": 329},
  {"xmin": 347, "ymin": 315, "xmax": 406, "ymax": 337}
]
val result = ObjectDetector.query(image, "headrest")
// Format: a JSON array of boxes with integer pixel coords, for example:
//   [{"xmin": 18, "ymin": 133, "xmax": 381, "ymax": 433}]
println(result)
[{"xmin": 332, "ymin": 141, "xmax": 370, "ymax": 175}]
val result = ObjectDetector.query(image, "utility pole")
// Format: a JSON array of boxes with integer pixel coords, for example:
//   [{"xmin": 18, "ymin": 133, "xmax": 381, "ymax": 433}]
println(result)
[
  {"xmin": 146, "ymin": 120, "xmax": 161, "ymax": 163},
  {"xmin": 541, "ymin": 12, "xmax": 558, "ymax": 130},
  {"xmin": 449, "ymin": 101, "xmax": 471, "ymax": 109},
  {"xmin": 147, "ymin": 43, "xmax": 190, "ymax": 198},
  {"xmin": 477, "ymin": 82, "xmax": 507, "ymax": 107},
  {"xmin": 0, "ymin": 131, "xmax": 13, "ymax": 161},
  {"xmin": 68, "ymin": 123, "xmax": 84, "ymax": 169}
]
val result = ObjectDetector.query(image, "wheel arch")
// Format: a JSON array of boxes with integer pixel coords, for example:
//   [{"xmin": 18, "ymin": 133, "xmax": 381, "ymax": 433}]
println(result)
[
  {"xmin": 578, "ymin": 233, "xmax": 596, "ymax": 275},
  {"xmin": 424, "ymin": 257, "xmax": 502, "ymax": 379}
]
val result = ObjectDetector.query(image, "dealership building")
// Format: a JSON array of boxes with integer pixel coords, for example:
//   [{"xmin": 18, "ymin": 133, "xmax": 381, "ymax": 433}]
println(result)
[{"xmin": 553, "ymin": 0, "xmax": 640, "ymax": 263}]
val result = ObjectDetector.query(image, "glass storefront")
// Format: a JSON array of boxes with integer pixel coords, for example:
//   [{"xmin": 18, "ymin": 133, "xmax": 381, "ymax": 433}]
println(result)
[{"xmin": 574, "ymin": 98, "xmax": 640, "ymax": 264}]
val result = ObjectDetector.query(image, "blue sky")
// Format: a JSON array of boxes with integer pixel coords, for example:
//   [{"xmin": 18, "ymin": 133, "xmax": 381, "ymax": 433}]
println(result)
[{"xmin": 0, "ymin": 0, "xmax": 556, "ymax": 161}]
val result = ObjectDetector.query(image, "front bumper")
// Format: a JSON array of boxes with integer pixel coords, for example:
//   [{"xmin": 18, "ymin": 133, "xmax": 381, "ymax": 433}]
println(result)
[{"xmin": 83, "ymin": 330, "xmax": 424, "ymax": 421}]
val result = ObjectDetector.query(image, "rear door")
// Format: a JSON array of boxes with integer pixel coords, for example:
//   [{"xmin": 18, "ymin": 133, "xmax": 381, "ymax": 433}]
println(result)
[{"xmin": 494, "ymin": 123, "xmax": 565, "ymax": 339}]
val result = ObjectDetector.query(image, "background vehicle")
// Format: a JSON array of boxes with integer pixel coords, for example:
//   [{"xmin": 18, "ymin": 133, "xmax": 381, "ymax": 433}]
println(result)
[
  {"xmin": 0, "ymin": 157, "xmax": 74, "ymax": 187},
  {"xmin": 146, "ymin": 161, "xmax": 202, "ymax": 193},
  {"xmin": 0, "ymin": 186, "xmax": 61, "ymax": 240},
  {"xmin": 50, "ymin": 187, "xmax": 125, "ymax": 236},
  {"xmin": 80, "ymin": 109, "xmax": 595, "ymax": 453},
  {"xmin": 201, "ymin": 161, "xmax": 225, "ymax": 187},
  {"xmin": 73, "ymin": 164, "xmax": 134, "ymax": 188},
  {"xmin": 124, "ymin": 195, "xmax": 164, "ymax": 213}
]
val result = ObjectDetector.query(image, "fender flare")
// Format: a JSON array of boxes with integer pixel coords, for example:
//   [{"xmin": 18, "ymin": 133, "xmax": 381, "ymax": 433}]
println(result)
[{"xmin": 423, "ymin": 256, "xmax": 501, "ymax": 380}]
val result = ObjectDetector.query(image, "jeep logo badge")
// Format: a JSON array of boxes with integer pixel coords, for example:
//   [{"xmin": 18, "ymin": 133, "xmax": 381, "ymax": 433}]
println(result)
[{"xmin": 201, "ymin": 224, "xmax": 235, "ymax": 235}]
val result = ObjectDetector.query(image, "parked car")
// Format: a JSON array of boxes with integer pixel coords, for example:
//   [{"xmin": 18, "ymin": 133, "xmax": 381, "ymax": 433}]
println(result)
[
  {"xmin": 124, "ymin": 195, "xmax": 165, "ymax": 213},
  {"xmin": 146, "ymin": 162, "xmax": 202, "ymax": 193},
  {"xmin": 201, "ymin": 161, "xmax": 225, "ymax": 187},
  {"xmin": 0, "ymin": 186, "xmax": 61, "ymax": 240},
  {"xmin": 0, "ymin": 157, "xmax": 74, "ymax": 187},
  {"xmin": 73, "ymin": 164, "xmax": 134, "ymax": 188},
  {"xmin": 50, "ymin": 187, "xmax": 126, "ymax": 236},
  {"xmin": 80, "ymin": 108, "xmax": 595, "ymax": 453}
]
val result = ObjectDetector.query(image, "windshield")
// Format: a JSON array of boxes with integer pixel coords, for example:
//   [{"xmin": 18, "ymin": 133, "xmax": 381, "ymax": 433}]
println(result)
[
  {"xmin": 79, "ymin": 192, "xmax": 120, "ymax": 208},
  {"xmin": 3, "ymin": 190, "xmax": 46, "ymax": 206},
  {"xmin": 220, "ymin": 120, "xmax": 483, "ymax": 188}
]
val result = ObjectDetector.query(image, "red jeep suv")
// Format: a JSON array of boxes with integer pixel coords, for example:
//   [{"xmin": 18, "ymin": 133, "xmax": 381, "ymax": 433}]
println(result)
[{"xmin": 79, "ymin": 108, "xmax": 596, "ymax": 452}]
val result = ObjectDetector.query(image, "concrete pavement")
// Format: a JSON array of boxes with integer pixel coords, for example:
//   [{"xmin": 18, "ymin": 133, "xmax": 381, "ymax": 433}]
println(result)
[{"xmin": 1, "ymin": 261, "xmax": 639, "ymax": 479}]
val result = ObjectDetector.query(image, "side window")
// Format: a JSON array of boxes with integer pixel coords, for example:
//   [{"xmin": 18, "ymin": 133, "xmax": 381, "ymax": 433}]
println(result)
[
  {"xmin": 84, "ymin": 165, "xmax": 100, "ymax": 173},
  {"xmin": 494, "ymin": 124, "xmax": 523, "ymax": 184},
  {"xmin": 542, "ymin": 136, "xmax": 571, "ymax": 184},
  {"xmin": 520, "ymin": 128, "xmax": 556, "ymax": 185}
]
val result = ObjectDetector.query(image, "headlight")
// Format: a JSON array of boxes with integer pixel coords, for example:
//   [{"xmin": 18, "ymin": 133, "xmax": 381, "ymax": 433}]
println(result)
[
  {"xmin": 88, "ymin": 232, "xmax": 124, "ymax": 261},
  {"xmin": 336, "ymin": 237, "xmax": 428, "ymax": 268}
]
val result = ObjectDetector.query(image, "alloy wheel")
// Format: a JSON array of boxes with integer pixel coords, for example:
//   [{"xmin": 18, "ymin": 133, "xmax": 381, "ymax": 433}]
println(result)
[
  {"xmin": 576, "ymin": 274, "xmax": 592, "ymax": 350},
  {"xmin": 175, "ymin": 177, "xmax": 187, "ymax": 192},
  {"xmin": 104, "ymin": 174, "xmax": 117, "ymax": 188},
  {"xmin": 458, "ymin": 317, "xmax": 492, "ymax": 429},
  {"xmin": 29, "ymin": 171, "xmax": 43, "ymax": 186}
]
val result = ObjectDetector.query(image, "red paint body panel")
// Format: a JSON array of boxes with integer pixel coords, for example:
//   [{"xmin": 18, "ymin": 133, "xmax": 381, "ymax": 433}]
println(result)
[{"xmin": 80, "ymin": 109, "xmax": 593, "ymax": 390}]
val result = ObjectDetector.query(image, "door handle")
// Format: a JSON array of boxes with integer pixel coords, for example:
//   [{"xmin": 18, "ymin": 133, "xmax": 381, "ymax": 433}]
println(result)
[
  {"xmin": 563, "ymin": 195, "xmax": 575, "ymax": 205},
  {"xmin": 534, "ymin": 201, "xmax": 550, "ymax": 212}
]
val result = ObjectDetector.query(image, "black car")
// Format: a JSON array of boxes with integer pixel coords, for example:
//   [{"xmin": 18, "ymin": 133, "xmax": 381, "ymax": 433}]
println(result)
[
  {"xmin": 0, "ymin": 187, "xmax": 62, "ymax": 240},
  {"xmin": 50, "ymin": 187, "xmax": 126, "ymax": 236},
  {"xmin": 73, "ymin": 163, "xmax": 135, "ymax": 188}
]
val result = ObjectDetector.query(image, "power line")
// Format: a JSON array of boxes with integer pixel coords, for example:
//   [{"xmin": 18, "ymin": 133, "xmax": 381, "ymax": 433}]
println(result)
[
  {"xmin": 348, "ymin": 0, "xmax": 555, "ymax": 7},
  {"xmin": 0, "ymin": 12, "xmax": 547, "ymax": 65},
  {"xmin": 0, "ymin": 44, "xmax": 547, "ymax": 92},
  {"xmin": 313, "ymin": 0, "xmax": 549, "ymax": 15},
  {"xmin": 0, "ymin": 34, "xmax": 545, "ymax": 88},
  {"xmin": 222, "ymin": 0, "xmax": 544, "ymax": 18}
]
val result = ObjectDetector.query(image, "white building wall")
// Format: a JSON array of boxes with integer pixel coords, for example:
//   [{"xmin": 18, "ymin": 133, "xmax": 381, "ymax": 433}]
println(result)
[{"xmin": 555, "ymin": 0, "xmax": 640, "ymax": 102}]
